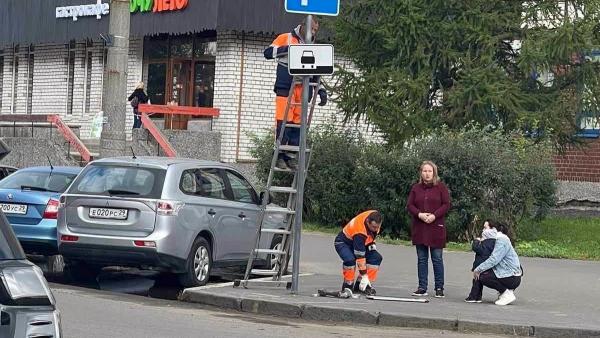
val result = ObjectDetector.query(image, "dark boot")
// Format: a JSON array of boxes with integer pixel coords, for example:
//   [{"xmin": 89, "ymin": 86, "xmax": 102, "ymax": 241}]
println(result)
[
  {"xmin": 342, "ymin": 281, "xmax": 353, "ymax": 292},
  {"xmin": 364, "ymin": 285, "xmax": 376, "ymax": 296},
  {"xmin": 353, "ymin": 279, "xmax": 361, "ymax": 293}
]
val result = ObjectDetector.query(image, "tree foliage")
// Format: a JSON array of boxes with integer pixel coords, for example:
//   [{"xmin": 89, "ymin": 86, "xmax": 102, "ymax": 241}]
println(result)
[
  {"xmin": 331, "ymin": 0, "xmax": 600, "ymax": 149},
  {"xmin": 251, "ymin": 126, "xmax": 556, "ymax": 241}
]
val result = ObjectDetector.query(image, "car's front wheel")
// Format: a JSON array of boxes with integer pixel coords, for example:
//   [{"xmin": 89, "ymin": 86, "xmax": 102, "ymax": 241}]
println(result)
[
  {"xmin": 178, "ymin": 237, "xmax": 212, "ymax": 288},
  {"xmin": 46, "ymin": 254, "xmax": 65, "ymax": 275},
  {"xmin": 266, "ymin": 235, "xmax": 288, "ymax": 275}
]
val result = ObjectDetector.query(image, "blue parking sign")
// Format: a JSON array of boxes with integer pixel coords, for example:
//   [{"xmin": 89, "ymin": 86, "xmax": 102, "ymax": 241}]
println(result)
[{"xmin": 285, "ymin": 0, "xmax": 340, "ymax": 16}]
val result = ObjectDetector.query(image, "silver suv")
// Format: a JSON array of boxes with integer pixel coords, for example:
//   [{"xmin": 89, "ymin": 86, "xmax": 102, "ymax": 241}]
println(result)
[{"xmin": 57, "ymin": 157, "xmax": 284, "ymax": 287}]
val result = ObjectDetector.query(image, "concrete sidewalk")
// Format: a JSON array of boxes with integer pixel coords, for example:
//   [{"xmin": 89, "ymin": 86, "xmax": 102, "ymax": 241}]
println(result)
[{"xmin": 181, "ymin": 233, "xmax": 600, "ymax": 337}]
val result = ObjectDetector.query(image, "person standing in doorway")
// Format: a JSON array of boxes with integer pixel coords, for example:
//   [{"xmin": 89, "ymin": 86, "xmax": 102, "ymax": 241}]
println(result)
[
  {"xmin": 128, "ymin": 81, "xmax": 148, "ymax": 129},
  {"xmin": 407, "ymin": 161, "xmax": 451, "ymax": 298}
]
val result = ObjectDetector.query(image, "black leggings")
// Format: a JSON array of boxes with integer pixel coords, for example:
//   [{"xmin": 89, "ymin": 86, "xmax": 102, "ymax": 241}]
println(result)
[{"xmin": 479, "ymin": 270, "xmax": 521, "ymax": 293}]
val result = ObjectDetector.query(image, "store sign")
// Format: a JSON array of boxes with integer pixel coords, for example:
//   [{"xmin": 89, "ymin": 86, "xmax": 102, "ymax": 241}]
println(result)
[
  {"xmin": 56, "ymin": 0, "xmax": 110, "ymax": 21},
  {"xmin": 130, "ymin": 0, "xmax": 189, "ymax": 13}
]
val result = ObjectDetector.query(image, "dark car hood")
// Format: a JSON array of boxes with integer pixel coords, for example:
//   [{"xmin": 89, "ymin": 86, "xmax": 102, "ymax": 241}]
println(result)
[{"xmin": 0, "ymin": 138, "xmax": 10, "ymax": 162}]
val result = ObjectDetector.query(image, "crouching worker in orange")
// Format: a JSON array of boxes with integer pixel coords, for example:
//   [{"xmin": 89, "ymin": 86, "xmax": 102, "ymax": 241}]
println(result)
[{"xmin": 334, "ymin": 210, "xmax": 383, "ymax": 296}]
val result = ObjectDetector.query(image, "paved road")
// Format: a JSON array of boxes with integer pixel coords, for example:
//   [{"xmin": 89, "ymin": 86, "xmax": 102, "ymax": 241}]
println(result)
[
  {"xmin": 293, "ymin": 232, "xmax": 600, "ymax": 332},
  {"xmin": 43, "ymin": 231, "xmax": 600, "ymax": 336},
  {"xmin": 51, "ymin": 283, "xmax": 504, "ymax": 338},
  {"xmin": 298, "ymin": 232, "xmax": 600, "ymax": 311}
]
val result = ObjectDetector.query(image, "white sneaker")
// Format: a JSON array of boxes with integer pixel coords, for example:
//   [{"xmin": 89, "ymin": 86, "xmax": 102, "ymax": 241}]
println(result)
[{"xmin": 495, "ymin": 290, "xmax": 516, "ymax": 306}]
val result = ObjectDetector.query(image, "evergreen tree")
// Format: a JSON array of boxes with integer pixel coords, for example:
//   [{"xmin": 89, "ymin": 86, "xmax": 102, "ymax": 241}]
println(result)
[{"xmin": 332, "ymin": 0, "xmax": 600, "ymax": 148}]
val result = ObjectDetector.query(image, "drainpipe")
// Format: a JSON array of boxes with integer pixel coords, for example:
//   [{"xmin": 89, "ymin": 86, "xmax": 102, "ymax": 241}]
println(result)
[{"xmin": 235, "ymin": 32, "xmax": 245, "ymax": 162}]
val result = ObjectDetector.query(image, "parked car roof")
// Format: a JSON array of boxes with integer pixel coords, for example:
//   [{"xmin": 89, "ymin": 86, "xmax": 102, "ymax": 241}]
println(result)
[
  {"xmin": 17, "ymin": 166, "xmax": 82, "ymax": 174},
  {"xmin": 0, "ymin": 165, "xmax": 18, "ymax": 171},
  {"xmin": 90, "ymin": 156, "xmax": 233, "ymax": 170}
]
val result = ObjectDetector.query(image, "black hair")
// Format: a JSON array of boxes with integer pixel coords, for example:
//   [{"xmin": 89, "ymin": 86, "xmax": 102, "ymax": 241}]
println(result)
[
  {"xmin": 367, "ymin": 211, "xmax": 383, "ymax": 224},
  {"xmin": 486, "ymin": 219, "xmax": 513, "ymax": 243}
]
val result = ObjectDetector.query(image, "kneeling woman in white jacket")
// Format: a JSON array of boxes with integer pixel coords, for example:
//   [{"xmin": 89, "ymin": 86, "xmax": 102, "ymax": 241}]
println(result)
[{"xmin": 473, "ymin": 221, "xmax": 523, "ymax": 306}]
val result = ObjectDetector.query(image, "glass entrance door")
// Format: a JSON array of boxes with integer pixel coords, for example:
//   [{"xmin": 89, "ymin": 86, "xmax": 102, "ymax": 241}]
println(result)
[
  {"xmin": 194, "ymin": 62, "xmax": 215, "ymax": 107},
  {"xmin": 147, "ymin": 63, "xmax": 167, "ymax": 105},
  {"xmin": 169, "ymin": 60, "xmax": 192, "ymax": 106}
]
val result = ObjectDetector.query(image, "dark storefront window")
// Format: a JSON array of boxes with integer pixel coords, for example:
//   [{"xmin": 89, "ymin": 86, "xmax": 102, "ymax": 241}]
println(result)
[
  {"xmin": 144, "ymin": 32, "xmax": 216, "ymax": 108},
  {"xmin": 194, "ymin": 62, "xmax": 215, "ymax": 107},
  {"xmin": 170, "ymin": 36, "xmax": 193, "ymax": 58},
  {"xmin": 147, "ymin": 63, "xmax": 167, "ymax": 105},
  {"xmin": 194, "ymin": 38, "xmax": 217, "ymax": 59},
  {"xmin": 144, "ymin": 37, "xmax": 169, "ymax": 59}
]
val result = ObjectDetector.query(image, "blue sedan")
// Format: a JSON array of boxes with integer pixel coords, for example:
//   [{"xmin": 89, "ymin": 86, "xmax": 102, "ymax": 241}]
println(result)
[{"xmin": 0, "ymin": 166, "xmax": 81, "ymax": 271}]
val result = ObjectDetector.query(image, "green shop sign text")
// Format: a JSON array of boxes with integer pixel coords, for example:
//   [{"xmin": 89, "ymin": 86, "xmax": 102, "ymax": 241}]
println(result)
[{"xmin": 130, "ymin": 0, "xmax": 188, "ymax": 13}]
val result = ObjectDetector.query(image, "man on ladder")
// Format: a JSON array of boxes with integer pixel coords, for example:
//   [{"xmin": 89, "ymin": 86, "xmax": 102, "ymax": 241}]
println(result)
[
  {"xmin": 264, "ymin": 18, "xmax": 328, "ymax": 170},
  {"xmin": 335, "ymin": 210, "xmax": 383, "ymax": 296}
]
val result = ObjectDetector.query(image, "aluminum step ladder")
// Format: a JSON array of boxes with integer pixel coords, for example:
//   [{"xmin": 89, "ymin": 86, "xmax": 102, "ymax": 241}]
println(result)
[{"xmin": 234, "ymin": 79, "xmax": 319, "ymax": 289}]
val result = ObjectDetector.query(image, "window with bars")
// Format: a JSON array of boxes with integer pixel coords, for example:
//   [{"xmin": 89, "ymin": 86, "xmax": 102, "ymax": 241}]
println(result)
[
  {"xmin": 26, "ymin": 47, "xmax": 34, "ymax": 114},
  {"xmin": 11, "ymin": 52, "xmax": 18, "ymax": 114},
  {"xmin": 66, "ymin": 42, "xmax": 76, "ymax": 115},
  {"xmin": 85, "ymin": 51, "xmax": 93, "ymax": 114},
  {"xmin": 0, "ymin": 54, "xmax": 3, "ymax": 112}
]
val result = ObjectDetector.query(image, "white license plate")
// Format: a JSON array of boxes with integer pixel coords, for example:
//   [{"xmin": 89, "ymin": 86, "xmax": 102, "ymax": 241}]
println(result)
[
  {"xmin": 89, "ymin": 207, "xmax": 128, "ymax": 220},
  {"xmin": 0, "ymin": 203, "xmax": 27, "ymax": 215}
]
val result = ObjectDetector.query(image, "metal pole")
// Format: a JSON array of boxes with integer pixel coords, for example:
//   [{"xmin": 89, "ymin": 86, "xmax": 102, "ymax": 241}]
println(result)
[
  {"xmin": 291, "ymin": 14, "xmax": 312, "ymax": 294},
  {"xmin": 99, "ymin": 0, "xmax": 130, "ymax": 158}
]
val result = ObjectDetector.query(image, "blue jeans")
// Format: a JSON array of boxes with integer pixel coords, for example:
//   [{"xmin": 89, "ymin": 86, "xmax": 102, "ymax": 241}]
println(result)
[
  {"xmin": 133, "ymin": 113, "xmax": 142, "ymax": 129},
  {"xmin": 416, "ymin": 244, "xmax": 444, "ymax": 290}
]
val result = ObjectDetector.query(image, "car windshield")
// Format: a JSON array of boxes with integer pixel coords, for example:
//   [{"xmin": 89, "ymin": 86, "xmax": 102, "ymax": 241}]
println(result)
[
  {"xmin": 68, "ymin": 164, "xmax": 166, "ymax": 199},
  {"xmin": 0, "ymin": 171, "xmax": 78, "ymax": 193}
]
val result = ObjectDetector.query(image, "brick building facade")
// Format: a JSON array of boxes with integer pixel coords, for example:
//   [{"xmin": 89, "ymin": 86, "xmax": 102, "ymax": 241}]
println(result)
[
  {"xmin": 553, "ymin": 139, "xmax": 600, "ymax": 183},
  {"xmin": 0, "ymin": 0, "xmax": 377, "ymax": 164}
]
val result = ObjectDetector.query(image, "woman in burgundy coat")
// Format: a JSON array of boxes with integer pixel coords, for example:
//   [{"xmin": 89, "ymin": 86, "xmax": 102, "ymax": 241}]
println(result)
[{"xmin": 407, "ymin": 161, "xmax": 451, "ymax": 298}]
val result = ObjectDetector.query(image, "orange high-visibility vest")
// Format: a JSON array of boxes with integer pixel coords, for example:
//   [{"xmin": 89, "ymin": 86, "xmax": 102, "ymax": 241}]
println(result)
[
  {"xmin": 342, "ymin": 210, "xmax": 379, "ymax": 246},
  {"xmin": 269, "ymin": 32, "xmax": 301, "ymax": 68}
]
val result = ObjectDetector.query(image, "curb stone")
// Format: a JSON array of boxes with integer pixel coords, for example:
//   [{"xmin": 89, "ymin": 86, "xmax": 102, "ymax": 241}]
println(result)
[
  {"xmin": 301, "ymin": 305, "xmax": 378, "ymax": 325},
  {"xmin": 180, "ymin": 291, "xmax": 241, "ymax": 311},
  {"xmin": 377, "ymin": 312, "xmax": 457, "ymax": 331},
  {"xmin": 182, "ymin": 291, "xmax": 600, "ymax": 337},
  {"xmin": 241, "ymin": 298, "xmax": 303, "ymax": 318},
  {"xmin": 457, "ymin": 320, "xmax": 533, "ymax": 336},
  {"xmin": 533, "ymin": 327, "xmax": 600, "ymax": 337}
]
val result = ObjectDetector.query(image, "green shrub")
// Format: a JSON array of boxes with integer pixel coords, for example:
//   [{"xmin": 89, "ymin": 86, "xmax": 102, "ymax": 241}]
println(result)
[
  {"xmin": 250, "ymin": 125, "xmax": 557, "ymax": 241},
  {"xmin": 250, "ymin": 126, "xmax": 367, "ymax": 225},
  {"xmin": 409, "ymin": 126, "xmax": 557, "ymax": 240}
]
